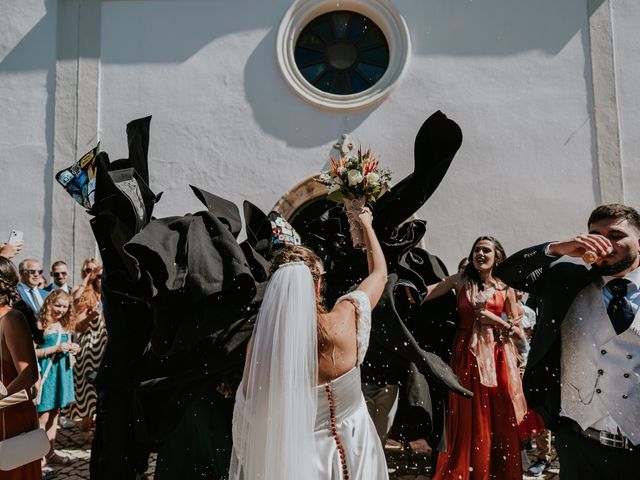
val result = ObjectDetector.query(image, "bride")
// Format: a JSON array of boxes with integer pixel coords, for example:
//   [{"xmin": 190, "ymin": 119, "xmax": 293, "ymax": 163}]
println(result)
[{"xmin": 229, "ymin": 208, "xmax": 388, "ymax": 480}]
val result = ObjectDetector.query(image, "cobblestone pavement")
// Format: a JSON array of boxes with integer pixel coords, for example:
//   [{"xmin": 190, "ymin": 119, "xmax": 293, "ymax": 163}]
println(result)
[
  {"xmin": 54, "ymin": 424, "xmax": 560, "ymax": 480},
  {"xmin": 51, "ymin": 423, "xmax": 156, "ymax": 479},
  {"xmin": 385, "ymin": 439, "xmax": 560, "ymax": 480}
]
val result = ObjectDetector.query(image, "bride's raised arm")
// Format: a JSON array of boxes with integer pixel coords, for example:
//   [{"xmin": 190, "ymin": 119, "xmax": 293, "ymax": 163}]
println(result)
[{"xmin": 349, "ymin": 208, "xmax": 387, "ymax": 310}]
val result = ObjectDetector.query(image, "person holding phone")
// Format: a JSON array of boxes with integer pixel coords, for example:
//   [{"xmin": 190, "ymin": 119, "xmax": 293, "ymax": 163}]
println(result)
[{"xmin": 0, "ymin": 230, "xmax": 24, "ymax": 260}]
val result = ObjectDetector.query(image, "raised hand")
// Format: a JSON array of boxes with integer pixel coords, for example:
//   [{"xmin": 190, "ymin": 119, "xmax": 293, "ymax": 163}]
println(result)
[
  {"xmin": 547, "ymin": 234, "xmax": 612, "ymax": 259},
  {"xmin": 70, "ymin": 343, "xmax": 80, "ymax": 355},
  {"xmin": 0, "ymin": 240, "xmax": 24, "ymax": 259},
  {"xmin": 357, "ymin": 207, "xmax": 373, "ymax": 229}
]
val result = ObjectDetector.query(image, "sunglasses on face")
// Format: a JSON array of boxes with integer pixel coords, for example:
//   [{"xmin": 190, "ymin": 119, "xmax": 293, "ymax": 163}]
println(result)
[
  {"xmin": 53, "ymin": 272, "xmax": 68, "ymax": 277},
  {"xmin": 22, "ymin": 269, "xmax": 43, "ymax": 275}
]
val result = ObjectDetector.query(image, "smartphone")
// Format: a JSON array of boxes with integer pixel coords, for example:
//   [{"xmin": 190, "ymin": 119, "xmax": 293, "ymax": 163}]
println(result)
[{"xmin": 8, "ymin": 229, "xmax": 23, "ymax": 245}]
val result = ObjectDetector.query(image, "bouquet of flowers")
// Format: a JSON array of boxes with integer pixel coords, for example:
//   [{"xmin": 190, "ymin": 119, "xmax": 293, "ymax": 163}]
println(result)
[{"xmin": 318, "ymin": 146, "xmax": 391, "ymax": 248}]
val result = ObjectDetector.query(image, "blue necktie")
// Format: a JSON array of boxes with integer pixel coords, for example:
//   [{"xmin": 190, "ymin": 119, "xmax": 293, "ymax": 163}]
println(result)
[{"xmin": 606, "ymin": 279, "xmax": 634, "ymax": 334}]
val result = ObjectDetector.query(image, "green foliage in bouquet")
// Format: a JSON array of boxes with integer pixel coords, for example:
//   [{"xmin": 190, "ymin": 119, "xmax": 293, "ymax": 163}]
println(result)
[{"xmin": 318, "ymin": 147, "xmax": 392, "ymax": 204}]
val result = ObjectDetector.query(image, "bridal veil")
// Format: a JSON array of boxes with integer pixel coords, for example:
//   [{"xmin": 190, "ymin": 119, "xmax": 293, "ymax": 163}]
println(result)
[{"xmin": 229, "ymin": 261, "xmax": 319, "ymax": 480}]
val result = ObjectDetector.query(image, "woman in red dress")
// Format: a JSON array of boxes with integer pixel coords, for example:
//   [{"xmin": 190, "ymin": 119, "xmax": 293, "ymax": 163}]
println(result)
[
  {"xmin": 0, "ymin": 257, "xmax": 41, "ymax": 480},
  {"xmin": 424, "ymin": 236, "xmax": 527, "ymax": 480}
]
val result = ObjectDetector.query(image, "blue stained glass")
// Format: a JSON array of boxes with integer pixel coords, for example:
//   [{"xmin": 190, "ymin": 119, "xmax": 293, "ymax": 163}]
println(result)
[
  {"xmin": 347, "ymin": 15, "xmax": 366, "ymax": 42},
  {"xmin": 300, "ymin": 63, "xmax": 327, "ymax": 83},
  {"xmin": 294, "ymin": 11, "xmax": 389, "ymax": 96},
  {"xmin": 312, "ymin": 16, "xmax": 333, "ymax": 44},
  {"xmin": 348, "ymin": 71, "xmax": 370, "ymax": 93},
  {"xmin": 356, "ymin": 63, "xmax": 385, "ymax": 83},
  {"xmin": 357, "ymin": 28, "xmax": 386, "ymax": 50},
  {"xmin": 295, "ymin": 47, "xmax": 325, "ymax": 66},
  {"xmin": 315, "ymin": 71, "xmax": 336, "ymax": 91},
  {"xmin": 333, "ymin": 73, "xmax": 351, "ymax": 95},
  {"xmin": 297, "ymin": 30, "xmax": 325, "ymax": 50},
  {"xmin": 358, "ymin": 46, "xmax": 389, "ymax": 65},
  {"xmin": 332, "ymin": 11, "xmax": 351, "ymax": 39}
]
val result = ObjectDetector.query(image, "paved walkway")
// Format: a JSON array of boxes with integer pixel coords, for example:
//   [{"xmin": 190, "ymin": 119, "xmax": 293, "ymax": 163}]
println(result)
[
  {"xmin": 385, "ymin": 440, "xmax": 560, "ymax": 480},
  {"xmin": 53, "ymin": 424, "xmax": 559, "ymax": 480},
  {"xmin": 50, "ymin": 424, "xmax": 156, "ymax": 479}
]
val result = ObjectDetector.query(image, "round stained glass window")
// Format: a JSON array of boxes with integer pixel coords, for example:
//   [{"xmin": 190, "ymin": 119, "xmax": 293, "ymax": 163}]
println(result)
[{"xmin": 294, "ymin": 11, "xmax": 390, "ymax": 95}]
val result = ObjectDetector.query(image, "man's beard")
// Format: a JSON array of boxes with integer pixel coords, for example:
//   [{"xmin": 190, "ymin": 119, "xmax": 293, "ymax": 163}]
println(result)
[{"xmin": 592, "ymin": 253, "xmax": 637, "ymax": 276}]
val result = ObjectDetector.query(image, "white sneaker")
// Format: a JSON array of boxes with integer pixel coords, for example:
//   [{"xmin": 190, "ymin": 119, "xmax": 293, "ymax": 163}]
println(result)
[{"xmin": 59, "ymin": 416, "xmax": 75, "ymax": 429}]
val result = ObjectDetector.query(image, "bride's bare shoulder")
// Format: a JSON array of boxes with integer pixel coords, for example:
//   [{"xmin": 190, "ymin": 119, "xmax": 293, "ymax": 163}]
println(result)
[{"xmin": 319, "ymin": 305, "xmax": 356, "ymax": 335}]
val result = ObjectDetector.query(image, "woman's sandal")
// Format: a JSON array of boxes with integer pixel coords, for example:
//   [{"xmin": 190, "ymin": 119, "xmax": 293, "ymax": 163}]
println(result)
[{"xmin": 42, "ymin": 465, "xmax": 55, "ymax": 478}]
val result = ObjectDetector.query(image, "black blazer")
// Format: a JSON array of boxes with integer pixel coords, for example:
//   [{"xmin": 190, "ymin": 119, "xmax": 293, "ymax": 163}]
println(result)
[{"xmin": 495, "ymin": 243, "xmax": 594, "ymax": 429}]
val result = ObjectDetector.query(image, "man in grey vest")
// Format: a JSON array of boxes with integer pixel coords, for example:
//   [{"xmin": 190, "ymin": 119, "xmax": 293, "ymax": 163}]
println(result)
[{"xmin": 496, "ymin": 203, "xmax": 640, "ymax": 479}]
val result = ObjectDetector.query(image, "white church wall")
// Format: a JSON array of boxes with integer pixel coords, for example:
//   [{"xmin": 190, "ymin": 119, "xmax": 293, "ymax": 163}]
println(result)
[
  {"xmin": 0, "ymin": 0, "xmax": 634, "ymax": 273},
  {"xmin": 98, "ymin": 0, "xmax": 597, "ymax": 269},
  {"xmin": 0, "ymin": 0, "xmax": 57, "ymax": 271},
  {"xmin": 612, "ymin": 0, "xmax": 640, "ymax": 209}
]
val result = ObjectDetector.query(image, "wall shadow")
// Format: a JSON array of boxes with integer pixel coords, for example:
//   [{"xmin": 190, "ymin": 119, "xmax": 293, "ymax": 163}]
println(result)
[
  {"xmin": 243, "ymin": 27, "xmax": 373, "ymax": 149},
  {"xmin": 408, "ymin": 0, "xmax": 605, "ymax": 56},
  {"xmin": 0, "ymin": 0, "xmax": 57, "ymax": 268}
]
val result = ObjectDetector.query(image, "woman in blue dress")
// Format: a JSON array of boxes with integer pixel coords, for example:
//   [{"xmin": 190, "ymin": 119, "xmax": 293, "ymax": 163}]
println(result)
[{"xmin": 35, "ymin": 289, "xmax": 79, "ymax": 467}]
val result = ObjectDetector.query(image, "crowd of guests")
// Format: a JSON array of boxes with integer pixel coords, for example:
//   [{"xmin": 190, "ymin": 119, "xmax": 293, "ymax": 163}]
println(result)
[
  {"xmin": 1, "ymin": 201, "xmax": 639, "ymax": 480},
  {"xmin": 0, "ymin": 243, "xmax": 107, "ymax": 479}
]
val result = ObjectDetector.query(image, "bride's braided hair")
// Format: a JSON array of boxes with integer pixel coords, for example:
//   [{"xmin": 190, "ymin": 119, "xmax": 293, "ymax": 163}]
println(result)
[{"xmin": 270, "ymin": 245, "xmax": 329, "ymax": 352}]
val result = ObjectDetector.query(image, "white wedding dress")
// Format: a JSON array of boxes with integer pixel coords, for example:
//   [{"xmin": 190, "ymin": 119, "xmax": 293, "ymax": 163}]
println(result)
[
  {"xmin": 313, "ymin": 290, "xmax": 389, "ymax": 480},
  {"xmin": 229, "ymin": 261, "xmax": 387, "ymax": 480}
]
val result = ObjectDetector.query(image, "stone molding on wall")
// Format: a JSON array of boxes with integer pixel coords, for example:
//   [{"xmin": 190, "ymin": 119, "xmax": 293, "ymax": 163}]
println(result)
[
  {"xmin": 276, "ymin": 0, "xmax": 411, "ymax": 111},
  {"xmin": 588, "ymin": 0, "xmax": 624, "ymax": 204},
  {"xmin": 272, "ymin": 174, "xmax": 328, "ymax": 220},
  {"xmin": 51, "ymin": 0, "xmax": 101, "ymax": 277}
]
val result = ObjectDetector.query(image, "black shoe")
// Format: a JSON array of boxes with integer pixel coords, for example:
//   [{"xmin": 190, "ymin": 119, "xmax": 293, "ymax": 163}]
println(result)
[{"xmin": 528, "ymin": 459, "xmax": 550, "ymax": 475}]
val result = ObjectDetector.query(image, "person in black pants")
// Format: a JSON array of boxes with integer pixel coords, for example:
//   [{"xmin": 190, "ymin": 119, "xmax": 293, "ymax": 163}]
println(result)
[{"xmin": 495, "ymin": 203, "xmax": 640, "ymax": 479}]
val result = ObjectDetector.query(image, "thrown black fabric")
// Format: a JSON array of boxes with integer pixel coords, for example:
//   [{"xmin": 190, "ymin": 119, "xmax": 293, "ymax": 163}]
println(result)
[
  {"xmin": 88, "ymin": 116, "xmax": 158, "ymax": 480},
  {"xmin": 191, "ymin": 185, "xmax": 243, "ymax": 238},
  {"xmin": 124, "ymin": 211, "xmax": 255, "ymax": 305},
  {"xmin": 606, "ymin": 278, "xmax": 634, "ymax": 334},
  {"xmin": 371, "ymin": 274, "xmax": 472, "ymax": 398},
  {"xmin": 366, "ymin": 274, "xmax": 470, "ymax": 448},
  {"xmin": 372, "ymin": 110, "xmax": 463, "ymax": 236}
]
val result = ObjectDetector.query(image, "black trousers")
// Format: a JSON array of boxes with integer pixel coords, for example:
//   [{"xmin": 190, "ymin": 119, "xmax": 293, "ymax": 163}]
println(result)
[{"xmin": 556, "ymin": 420, "xmax": 640, "ymax": 479}]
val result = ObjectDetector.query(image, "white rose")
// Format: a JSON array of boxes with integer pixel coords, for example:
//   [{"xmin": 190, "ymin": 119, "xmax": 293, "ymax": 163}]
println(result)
[
  {"xmin": 337, "ymin": 166, "xmax": 347, "ymax": 175},
  {"xmin": 347, "ymin": 170, "xmax": 364, "ymax": 186},
  {"xmin": 366, "ymin": 172, "xmax": 380, "ymax": 184}
]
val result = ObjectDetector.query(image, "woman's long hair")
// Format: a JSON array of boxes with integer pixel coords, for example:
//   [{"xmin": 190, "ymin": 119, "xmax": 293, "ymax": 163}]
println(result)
[
  {"xmin": 0, "ymin": 256, "xmax": 44, "ymax": 344},
  {"xmin": 78, "ymin": 258, "xmax": 102, "ymax": 310},
  {"xmin": 461, "ymin": 235, "xmax": 507, "ymax": 306},
  {"xmin": 270, "ymin": 245, "xmax": 329, "ymax": 353},
  {"xmin": 39, "ymin": 289, "xmax": 76, "ymax": 332}
]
